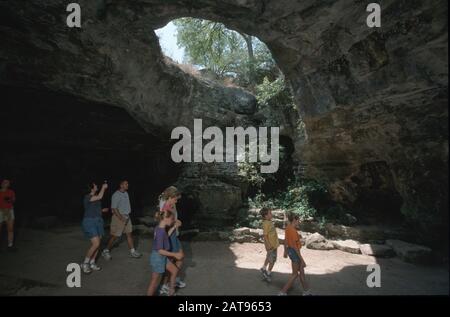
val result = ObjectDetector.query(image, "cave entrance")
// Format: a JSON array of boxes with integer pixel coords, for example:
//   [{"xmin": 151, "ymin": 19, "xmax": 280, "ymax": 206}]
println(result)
[
  {"xmin": 1, "ymin": 85, "xmax": 181, "ymax": 227},
  {"xmin": 155, "ymin": 18, "xmax": 282, "ymax": 92},
  {"xmin": 155, "ymin": 18, "xmax": 299, "ymax": 221}
]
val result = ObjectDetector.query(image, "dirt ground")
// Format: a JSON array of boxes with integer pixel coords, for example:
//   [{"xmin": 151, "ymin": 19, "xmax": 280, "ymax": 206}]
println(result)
[{"xmin": 0, "ymin": 226, "xmax": 448, "ymax": 295}]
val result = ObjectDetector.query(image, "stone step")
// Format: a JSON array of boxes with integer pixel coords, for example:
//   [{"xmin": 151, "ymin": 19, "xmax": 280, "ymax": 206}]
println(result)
[
  {"xmin": 359, "ymin": 243, "xmax": 395, "ymax": 257},
  {"xmin": 386, "ymin": 240, "xmax": 433, "ymax": 264},
  {"xmin": 331, "ymin": 240, "xmax": 361, "ymax": 254}
]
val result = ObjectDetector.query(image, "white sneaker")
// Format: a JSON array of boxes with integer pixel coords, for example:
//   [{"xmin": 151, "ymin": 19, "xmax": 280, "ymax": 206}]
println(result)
[
  {"xmin": 102, "ymin": 249, "xmax": 112, "ymax": 261},
  {"xmin": 130, "ymin": 250, "xmax": 142, "ymax": 258},
  {"xmin": 266, "ymin": 272, "xmax": 272, "ymax": 282},
  {"xmin": 277, "ymin": 291, "xmax": 287, "ymax": 296},
  {"xmin": 81, "ymin": 263, "xmax": 92, "ymax": 274},
  {"xmin": 303, "ymin": 289, "xmax": 312, "ymax": 296},
  {"xmin": 159, "ymin": 284, "xmax": 169, "ymax": 296},
  {"xmin": 176, "ymin": 279, "xmax": 186, "ymax": 288},
  {"xmin": 90, "ymin": 263, "xmax": 102, "ymax": 271}
]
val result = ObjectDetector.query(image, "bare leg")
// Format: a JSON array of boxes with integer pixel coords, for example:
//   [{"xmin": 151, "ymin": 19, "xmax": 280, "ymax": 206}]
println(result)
[
  {"xmin": 267, "ymin": 260, "xmax": 275, "ymax": 272},
  {"xmin": 165, "ymin": 261, "xmax": 179, "ymax": 296},
  {"xmin": 298, "ymin": 257, "xmax": 309, "ymax": 291},
  {"xmin": 280, "ymin": 262, "xmax": 299, "ymax": 294},
  {"xmin": 106, "ymin": 235, "xmax": 117, "ymax": 250},
  {"xmin": 85, "ymin": 236, "xmax": 101, "ymax": 259},
  {"xmin": 174, "ymin": 258, "xmax": 184, "ymax": 282},
  {"xmin": 126, "ymin": 232, "xmax": 135, "ymax": 250},
  {"xmin": 262, "ymin": 257, "xmax": 270, "ymax": 269},
  {"xmin": 147, "ymin": 273, "xmax": 162, "ymax": 296},
  {"xmin": 163, "ymin": 258, "xmax": 183, "ymax": 285}
]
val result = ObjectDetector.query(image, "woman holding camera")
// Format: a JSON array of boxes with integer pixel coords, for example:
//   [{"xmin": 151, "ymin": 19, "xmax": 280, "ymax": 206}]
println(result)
[{"xmin": 81, "ymin": 181, "xmax": 109, "ymax": 274}]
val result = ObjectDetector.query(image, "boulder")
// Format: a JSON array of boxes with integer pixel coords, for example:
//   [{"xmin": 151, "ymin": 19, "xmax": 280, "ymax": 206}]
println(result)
[
  {"xmin": 324, "ymin": 223, "xmax": 389, "ymax": 242},
  {"xmin": 343, "ymin": 213, "xmax": 357, "ymax": 225},
  {"xmin": 248, "ymin": 228, "xmax": 263, "ymax": 239},
  {"xmin": 386, "ymin": 240, "xmax": 432, "ymax": 264},
  {"xmin": 359, "ymin": 244, "xmax": 395, "ymax": 257},
  {"xmin": 332, "ymin": 240, "xmax": 361, "ymax": 254},
  {"xmin": 231, "ymin": 234, "xmax": 258, "ymax": 243},
  {"xmin": 271, "ymin": 209, "xmax": 285, "ymax": 220},
  {"xmin": 233, "ymin": 227, "xmax": 251, "ymax": 236},
  {"xmin": 299, "ymin": 221, "xmax": 322, "ymax": 233},
  {"xmin": 273, "ymin": 218, "xmax": 285, "ymax": 228},
  {"xmin": 176, "ymin": 176, "xmax": 243, "ymax": 227},
  {"xmin": 306, "ymin": 233, "xmax": 335, "ymax": 250}
]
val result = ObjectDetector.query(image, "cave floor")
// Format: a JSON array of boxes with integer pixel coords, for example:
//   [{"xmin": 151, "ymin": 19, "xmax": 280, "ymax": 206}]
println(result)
[{"xmin": 0, "ymin": 226, "xmax": 448, "ymax": 296}]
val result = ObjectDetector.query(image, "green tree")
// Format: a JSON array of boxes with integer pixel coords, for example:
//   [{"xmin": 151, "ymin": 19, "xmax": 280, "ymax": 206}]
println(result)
[{"xmin": 173, "ymin": 18, "xmax": 275, "ymax": 88}]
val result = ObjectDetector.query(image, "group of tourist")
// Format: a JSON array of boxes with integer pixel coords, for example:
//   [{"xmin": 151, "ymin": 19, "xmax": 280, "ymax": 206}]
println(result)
[
  {"xmin": 81, "ymin": 180, "xmax": 311, "ymax": 296},
  {"xmin": 1, "ymin": 177, "xmax": 311, "ymax": 295},
  {"xmin": 81, "ymin": 180, "xmax": 186, "ymax": 295},
  {"xmin": 81, "ymin": 180, "xmax": 143, "ymax": 274}
]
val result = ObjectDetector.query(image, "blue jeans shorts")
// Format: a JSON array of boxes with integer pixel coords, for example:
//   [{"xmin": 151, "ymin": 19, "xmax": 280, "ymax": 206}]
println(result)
[
  {"xmin": 82, "ymin": 217, "xmax": 104, "ymax": 239},
  {"xmin": 287, "ymin": 247, "xmax": 301, "ymax": 263},
  {"xmin": 150, "ymin": 251, "xmax": 167, "ymax": 274}
]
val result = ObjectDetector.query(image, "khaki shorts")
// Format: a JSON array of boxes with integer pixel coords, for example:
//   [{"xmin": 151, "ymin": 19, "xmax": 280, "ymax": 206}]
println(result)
[
  {"xmin": 266, "ymin": 248, "xmax": 277, "ymax": 264},
  {"xmin": 0, "ymin": 208, "xmax": 14, "ymax": 223},
  {"xmin": 110, "ymin": 214, "xmax": 132, "ymax": 236}
]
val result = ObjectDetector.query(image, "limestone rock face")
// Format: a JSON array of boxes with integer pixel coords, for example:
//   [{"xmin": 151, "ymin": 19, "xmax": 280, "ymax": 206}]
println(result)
[
  {"xmin": 359, "ymin": 244, "xmax": 395, "ymax": 258},
  {"xmin": 0, "ymin": 1, "xmax": 447, "ymax": 234},
  {"xmin": 306, "ymin": 233, "xmax": 335, "ymax": 251},
  {"xmin": 176, "ymin": 165, "xmax": 244, "ymax": 228},
  {"xmin": 332, "ymin": 240, "xmax": 361, "ymax": 254},
  {"xmin": 386, "ymin": 239, "xmax": 433, "ymax": 264}
]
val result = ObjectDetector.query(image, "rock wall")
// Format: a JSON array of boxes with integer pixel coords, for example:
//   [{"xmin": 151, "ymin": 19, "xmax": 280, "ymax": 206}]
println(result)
[{"xmin": 0, "ymin": 0, "xmax": 447, "ymax": 237}]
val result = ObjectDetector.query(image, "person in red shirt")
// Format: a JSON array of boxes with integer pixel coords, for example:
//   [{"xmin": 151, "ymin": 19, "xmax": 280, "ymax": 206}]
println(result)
[{"xmin": 0, "ymin": 179, "xmax": 16, "ymax": 250}]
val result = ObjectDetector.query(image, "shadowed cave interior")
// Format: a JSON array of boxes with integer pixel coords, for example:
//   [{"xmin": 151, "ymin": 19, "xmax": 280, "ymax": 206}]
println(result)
[{"xmin": 1, "ymin": 85, "xmax": 181, "ymax": 226}]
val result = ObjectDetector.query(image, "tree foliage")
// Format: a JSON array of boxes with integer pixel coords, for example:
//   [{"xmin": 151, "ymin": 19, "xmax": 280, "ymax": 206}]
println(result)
[{"xmin": 173, "ymin": 17, "xmax": 276, "ymax": 87}]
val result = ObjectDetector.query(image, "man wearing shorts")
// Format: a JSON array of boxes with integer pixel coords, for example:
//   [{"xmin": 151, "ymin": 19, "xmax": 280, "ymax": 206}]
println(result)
[
  {"xmin": 102, "ymin": 180, "xmax": 141, "ymax": 259},
  {"xmin": 0, "ymin": 179, "xmax": 16, "ymax": 251}
]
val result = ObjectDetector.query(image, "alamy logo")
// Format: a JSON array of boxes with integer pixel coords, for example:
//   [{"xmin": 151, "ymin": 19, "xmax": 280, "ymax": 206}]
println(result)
[
  {"xmin": 66, "ymin": 3, "xmax": 81, "ymax": 28},
  {"xmin": 366, "ymin": 3, "xmax": 381, "ymax": 28},
  {"xmin": 171, "ymin": 119, "xmax": 280, "ymax": 173},
  {"xmin": 366, "ymin": 264, "xmax": 381, "ymax": 288},
  {"xmin": 66, "ymin": 263, "xmax": 81, "ymax": 288}
]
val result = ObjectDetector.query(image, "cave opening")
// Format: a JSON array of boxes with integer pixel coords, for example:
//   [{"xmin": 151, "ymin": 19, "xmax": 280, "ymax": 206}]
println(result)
[
  {"xmin": 155, "ymin": 18, "xmax": 298, "ymax": 217},
  {"xmin": 1, "ymin": 85, "xmax": 181, "ymax": 227},
  {"xmin": 155, "ymin": 18, "xmax": 281, "ymax": 92}
]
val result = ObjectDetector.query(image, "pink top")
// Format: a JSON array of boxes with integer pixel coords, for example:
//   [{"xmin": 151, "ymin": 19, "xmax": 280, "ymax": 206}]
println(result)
[{"xmin": 161, "ymin": 202, "xmax": 174, "ymax": 212}]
